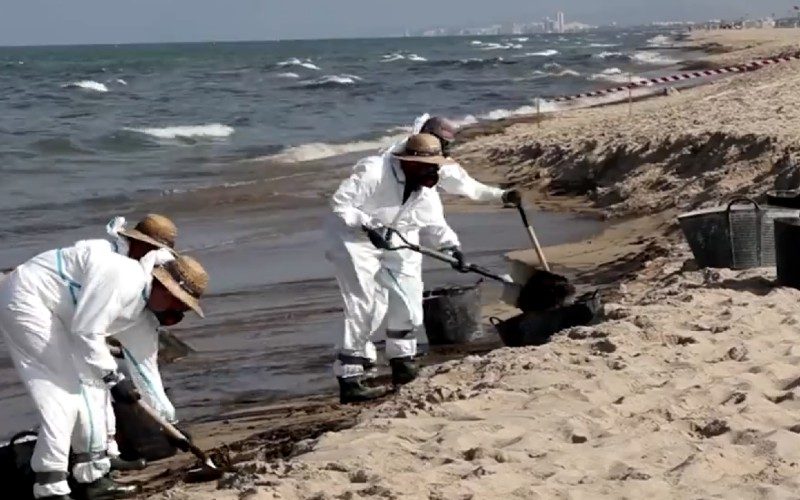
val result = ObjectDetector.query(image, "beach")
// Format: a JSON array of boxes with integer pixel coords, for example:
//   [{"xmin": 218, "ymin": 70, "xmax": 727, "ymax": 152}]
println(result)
[{"xmin": 135, "ymin": 28, "xmax": 800, "ymax": 499}]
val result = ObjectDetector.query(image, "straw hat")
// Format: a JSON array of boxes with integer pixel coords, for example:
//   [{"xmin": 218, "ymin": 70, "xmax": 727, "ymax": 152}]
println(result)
[
  {"xmin": 392, "ymin": 133, "xmax": 450, "ymax": 166},
  {"xmin": 152, "ymin": 255, "xmax": 208, "ymax": 317},
  {"xmin": 119, "ymin": 214, "xmax": 177, "ymax": 250}
]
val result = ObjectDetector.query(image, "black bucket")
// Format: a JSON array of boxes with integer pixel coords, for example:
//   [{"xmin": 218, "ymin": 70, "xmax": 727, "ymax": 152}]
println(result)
[
  {"xmin": 491, "ymin": 291, "xmax": 601, "ymax": 348},
  {"xmin": 113, "ymin": 402, "xmax": 176, "ymax": 462},
  {"xmin": 422, "ymin": 284, "xmax": 482, "ymax": 345},
  {"xmin": 0, "ymin": 431, "xmax": 37, "ymax": 500},
  {"xmin": 767, "ymin": 190, "xmax": 800, "ymax": 209},
  {"xmin": 775, "ymin": 217, "xmax": 800, "ymax": 289}
]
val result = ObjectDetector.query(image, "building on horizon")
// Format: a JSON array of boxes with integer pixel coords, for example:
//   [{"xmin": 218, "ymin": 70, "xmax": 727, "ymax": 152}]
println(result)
[{"xmin": 557, "ymin": 11, "xmax": 566, "ymax": 33}]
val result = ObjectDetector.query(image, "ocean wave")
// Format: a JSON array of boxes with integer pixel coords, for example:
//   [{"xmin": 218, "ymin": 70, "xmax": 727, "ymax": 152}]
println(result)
[
  {"xmin": 470, "ymin": 40, "xmax": 484, "ymax": 46},
  {"xmin": 542, "ymin": 62, "xmax": 562, "ymax": 70},
  {"xmin": 594, "ymin": 51, "xmax": 628, "ymax": 61},
  {"xmin": 480, "ymin": 42, "xmax": 523, "ymax": 51},
  {"xmin": 589, "ymin": 68, "xmax": 647, "ymax": 84},
  {"xmin": 124, "ymin": 123, "xmax": 235, "ymax": 140},
  {"xmin": 115, "ymin": 78, "xmax": 128, "ymax": 86},
  {"xmin": 61, "ymin": 80, "xmax": 109, "ymax": 93},
  {"xmin": 589, "ymin": 43, "xmax": 620, "ymax": 48},
  {"xmin": 632, "ymin": 51, "xmax": 680, "ymax": 65},
  {"xmin": 479, "ymin": 101, "xmax": 559, "ymax": 120},
  {"xmin": 554, "ymin": 69, "xmax": 581, "ymax": 77},
  {"xmin": 511, "ymin": 37, "xmax": 529, "ymax": 42},
  {"xmin": 255, "ymin": 133, "xmax": 407, "ymax": 164},
  {"xmin": 298, "ymin": 74, "xmax": 363, "ymax": 88},
  {"xmin": 276, "ymin": 58, "xmax": 320, "ymax": 71},
  {"xmin": 647, "ymin": 35, "xmax": 673, "ymax": 47},
  {"xmin": 522, "ymin": 49, "xmax": 559, "ymax": 57},
  {"xmin": 276, "ymin": 72, "xmax": 300, "ymax": 79},
  {"xmin": 381, "ymin": 52, "xmax": 427, "ymax": 63}
]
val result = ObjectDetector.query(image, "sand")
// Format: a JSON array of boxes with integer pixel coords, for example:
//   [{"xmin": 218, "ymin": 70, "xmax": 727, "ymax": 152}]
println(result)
[{"xmin": 142, "ymin": 29, "xmax": 800, "ymax": 499}]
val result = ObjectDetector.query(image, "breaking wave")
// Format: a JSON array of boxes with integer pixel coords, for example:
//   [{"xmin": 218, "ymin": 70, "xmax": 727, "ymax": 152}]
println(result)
[
  {"xmin": 381, "ymin": 53, "xmax": 427, "ymax": 62},
  {"xmin": 298, "ymin": 74, "xmax": 363, "ymax": 88},
  {"xmin": 276, "ymin": 72, "xmax": 300, "ymax": 79},
  {"xmin": 276, "ymin": 58, "xmax": 321, "ymax": 71},
  {"xmin": 123, "ymin": 123, "xmax": 235, "ymax": 140},
  {"xmin": 647, "ymin": 35, "xmax": 673, "ymax": 47},
  {"xmin": 632, "ymin": 51, "xmax": 680, "ymax": 65},
  {"xmin": 61, "ymin": 80, "xmax": 109, "ymax": 93},
  {"xmin": 254, "ymin": 133, "xmax": 407, "ymax": 164}
]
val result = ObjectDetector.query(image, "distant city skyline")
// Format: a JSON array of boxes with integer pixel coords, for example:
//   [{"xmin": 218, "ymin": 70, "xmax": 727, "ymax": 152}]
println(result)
[{"xmin": 1, "ymin": 0, "xmax": 798, "ymax": 46}]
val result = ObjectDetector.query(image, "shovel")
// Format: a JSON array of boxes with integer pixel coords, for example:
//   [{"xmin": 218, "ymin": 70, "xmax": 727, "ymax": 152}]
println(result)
[
  {"xmin": 136, "ymin": 400, "xmax": 223, "ymax": 481},
  {"xmin": 516, "ymin": 203, "xmax": 551, "ymax": 272},
  {"xmin": 385, "ymin": 230, "xmax": 573, "ymax": 312}
]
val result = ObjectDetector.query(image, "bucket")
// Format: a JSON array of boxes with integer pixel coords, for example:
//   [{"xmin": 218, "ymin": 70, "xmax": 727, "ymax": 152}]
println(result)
[
  {"xmin": 422, "ymin": 284, "xmax": 482, "ymax": 345},
  {"xmin": 775, "ymin": 217, "xmax": 800, "ymax": 289},
  {"xmin": 678, "ymin": 197, "xmax": 800, "ymax": 269},
  {"xmin": 113, "ymin": 402, "xmax": 177, "ymax": 462},
  {"xmin": 767, "ymin": 190, "xmax": 800, "ymax": 209},
  {"xmin": 491, "ymin": 291, "xmax": 601, "ymax": 348},
  {"xmin": 0, "ymin": 431, "xmax": 37, "ymax": 499}
]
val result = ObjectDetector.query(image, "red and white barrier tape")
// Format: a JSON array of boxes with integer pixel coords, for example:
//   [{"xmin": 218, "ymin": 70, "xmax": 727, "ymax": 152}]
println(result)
[{"xmin": 552, "ymin": 52, "xmax": 800, "ymax": 103}]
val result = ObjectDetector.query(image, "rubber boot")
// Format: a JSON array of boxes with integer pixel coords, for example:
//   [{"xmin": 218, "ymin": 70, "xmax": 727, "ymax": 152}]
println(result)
[
  {"xmin": 390, "ymin": 357, "xmax": 418, "ymax": 386},
  {"xmin": 338, "ymin": 377, "xmax": 386, "ymax": 404},
  {"xmin": 109, "ymin": 456, "xmax": 146, "ymax": 472},
  {"xmin": 75, "ymin": 476, "xmax": 138, "ymax": 500}
]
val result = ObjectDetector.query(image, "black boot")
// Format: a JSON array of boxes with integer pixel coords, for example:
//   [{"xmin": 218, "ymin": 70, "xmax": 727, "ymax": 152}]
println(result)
[
  {"xmin": 338, "ymin": 377, "xmax": 387, "ymax": 404},
  {"xmin": 109, "ymin": 456, "xmax": 146, "ymax": 472},
  {"xmin": 390, "ymin": 357, "xmax": 418, "ymax": 386},
  {"xmin": 75, "ymin": 476, "xmax": 138, "ymax": 500}
]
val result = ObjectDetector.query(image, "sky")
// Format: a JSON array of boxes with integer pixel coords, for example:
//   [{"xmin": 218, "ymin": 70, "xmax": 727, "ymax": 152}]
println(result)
[{"xmin": 1, "ymin": 0, "xmax": 797, "ymax": 46}]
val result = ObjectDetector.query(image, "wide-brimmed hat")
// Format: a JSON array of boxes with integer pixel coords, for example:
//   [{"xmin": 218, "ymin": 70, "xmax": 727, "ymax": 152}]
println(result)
[
  {"xmin": 119, "ymin": 214, "xmax": 177, "ymax": 250},
  {"xmin": 392, "ymin": 133, "xmax": 450, "ymax": 166},
  {"xmin": 152, "ymin": 255, "xmax": 208, "ymax": 317}
]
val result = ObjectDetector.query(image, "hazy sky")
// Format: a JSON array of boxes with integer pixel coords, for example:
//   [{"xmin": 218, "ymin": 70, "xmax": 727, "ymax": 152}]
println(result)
[{"xmin": 1, "ymin": 0, "xmax": 797, "ymax": 46}]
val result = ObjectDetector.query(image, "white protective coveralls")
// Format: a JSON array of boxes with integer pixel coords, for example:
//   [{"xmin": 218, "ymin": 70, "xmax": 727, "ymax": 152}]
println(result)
[
  {"xmin": 0, "ymin": 242, "xmax": 167, "ymax": 498},
  {"xmin": 367, "ymin": 114, "xmax": 506, "ymax": 346},
  {"xmin": 76, "ymin": 218, "xmax": 177, "ymax": 461},
  {"xmin": 325, "ymin": 151, "xmax": 462, "ymax": 379}
]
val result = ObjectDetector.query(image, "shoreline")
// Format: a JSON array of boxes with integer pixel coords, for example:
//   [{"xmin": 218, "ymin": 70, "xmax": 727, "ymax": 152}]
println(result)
[{"xmin": 102, "ymin": 28, "xmax": 800, "ymax": 498}]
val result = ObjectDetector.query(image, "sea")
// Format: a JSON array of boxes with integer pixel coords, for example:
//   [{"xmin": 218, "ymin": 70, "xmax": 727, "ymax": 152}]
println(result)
[{"xmin": 0, "ymin": 28, "xmax": 693, "ymax": 436}]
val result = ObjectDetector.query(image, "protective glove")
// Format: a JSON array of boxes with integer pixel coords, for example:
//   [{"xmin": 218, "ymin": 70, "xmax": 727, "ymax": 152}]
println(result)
[
  {"xmin": 502, "ymin": 189, "xmax": 522, "ymax": 207},
  {"xmin": 363, "ymin": 225, "xmax": 392, "ymax": 250},
  {"xmin": 441, "ymin": 247, "xmax": 469, "ymax": 273},
  {"xmin": 108, "ymin": 377, "xmax": 141, "ymax": 405}
]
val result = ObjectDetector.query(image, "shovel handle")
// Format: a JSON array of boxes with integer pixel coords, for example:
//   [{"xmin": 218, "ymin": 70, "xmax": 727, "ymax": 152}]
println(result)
[
  {"xmin": 516, "ymin": 205, "xmax": 550, "ymax": 272},
  {"xmin": 387, "ymin": 231, "xmax": 511, "ymax": 284},
  {"xmin": 136, "ymin": 399, "xmax": 214, "ymax": 467}
]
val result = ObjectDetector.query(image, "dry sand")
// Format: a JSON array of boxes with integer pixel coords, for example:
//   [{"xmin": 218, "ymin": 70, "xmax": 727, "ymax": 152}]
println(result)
[{"xmin": 142, "ymin": 29, "xmax": 800, "ymax": 499}]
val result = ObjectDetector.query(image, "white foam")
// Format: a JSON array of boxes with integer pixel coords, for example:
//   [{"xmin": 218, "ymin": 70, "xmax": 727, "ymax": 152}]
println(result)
[
  {"xmin": 258, "ymin": 133, "xmax": 407, "ymax": 164},
  {"xmin": 481, "ymin": 42, "xmax": 523, "ymax": 51},
  {"xmin": 647, "ymin": 35, "xmax": 672, "ymax": 47},
  {"xmin": 407, "ymin": 53, "xmax": 427, "ymax": 62},
  {"xmin": 276, "ymin": 58, "xmax": 321, "ymax": 70},
  {"xmin": 554, "ymin": 69, "xmax": 581, "ymax": 77},
  {"xmin": 594, "ymin": 51, "xmax": 627, "ymax": 60},
  {"xmin": 381, "ymin": 53, "xmax": 406, "ymax": 62},
  {"xmin": 277, "ymin": 72, "xmax": 300, "ymax": 79},
  {"xmin": 62, "ymin": 80, "xmax": 109, "ymax": 93},
  {"xmin": 589, "ymin": 43, "xmax": 620, "ymax": 48},
  {"xmin": 512, "ymin": 37, "xmax": 529, "ymax": 42},
  {"xmin": 524, "ymin": 49, "xmax": 559, "ymax": 57},
  {"xmin": 632, "ymin": 51, "xmax": 680, "ymax": 65},
  {"xmin": 452, "ymin": 115, "xmax": 478, "ymax": 127},
  {"xmin": 589, "ymin": 68, "xmax": 645, "ymax": 83},
  {"xmin": 301, "ymin": 74, "xmax": 362, "ymax": 87},
  {"xmin": 479, "ymin": 100, "xmax": 559, "ymax": 120},
  {"xmin": 543, "ymin": 62, "xmax": 562, "ymax": 70},
  {"xmin": 115, "ymin": 78, "xmax": 128, "ymax": 86},
  {"xmin": 470, "ymin": 40, "xmax": 484, "ymax": 46},
  {"xmin": 125, "ymin": 123, "xmax": 234, "ymax": 140}
]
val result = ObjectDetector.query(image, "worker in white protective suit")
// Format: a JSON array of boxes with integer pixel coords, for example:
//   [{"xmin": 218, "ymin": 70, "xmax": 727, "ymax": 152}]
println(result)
[
  {"xmin": 325, "ymin": 133, "xmax": 474, "ymax": 404},
  {"xmin": 368, "ymin": 114, "xmax": 521, "ymax": 350},
  {"xmin": 74, "ymin": 214, "xmax": 185, "ymax": 472},
  {"xmin": 0, "ymin": 239, "xmax": 208, "ymax": 500}
]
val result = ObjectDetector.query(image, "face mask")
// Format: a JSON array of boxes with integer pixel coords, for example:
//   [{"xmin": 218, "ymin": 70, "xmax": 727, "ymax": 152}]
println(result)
[{"xmin": 154, "ymin": 309, "xmax": 185, "ymax": 326}]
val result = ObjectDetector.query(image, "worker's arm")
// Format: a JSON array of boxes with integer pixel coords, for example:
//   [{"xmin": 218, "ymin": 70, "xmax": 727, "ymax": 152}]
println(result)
[
  {"xmin": 421, "ymin": 193, "xmax": 461, "ymax": 250},
  {"xmin": 331, "ymin": 156, "xmax": 382, "ymax": 229},
  {"xmin": 437, "ymin": 163, "xmax": 505, "ymax": 203},
  {"xmin": 71, "ymin": 254, "xmax": 147, "ymax": 381}
]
